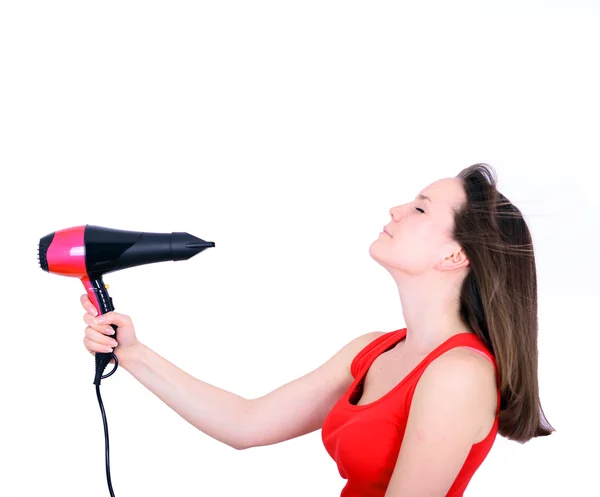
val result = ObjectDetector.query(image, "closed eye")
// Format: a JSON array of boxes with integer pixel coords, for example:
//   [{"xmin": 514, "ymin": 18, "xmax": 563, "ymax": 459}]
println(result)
[{"xmin": 415, "ymin": 207, "xmax": 425, "ymax": 213}]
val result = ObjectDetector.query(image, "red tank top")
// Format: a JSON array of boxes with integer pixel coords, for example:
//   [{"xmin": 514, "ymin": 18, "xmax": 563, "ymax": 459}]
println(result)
[{"xmin": 321, "ymin": 328, "xmax": 500, "ymax": 497}]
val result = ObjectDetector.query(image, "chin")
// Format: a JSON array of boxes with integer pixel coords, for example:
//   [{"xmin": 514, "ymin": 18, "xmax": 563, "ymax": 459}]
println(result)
[{"xmin": 368, "ymin": 243, "xmax": 392, "ymax": 268}]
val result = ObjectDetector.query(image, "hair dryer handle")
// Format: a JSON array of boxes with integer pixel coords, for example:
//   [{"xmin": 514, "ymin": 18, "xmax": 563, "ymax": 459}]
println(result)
[
  {"xmin": 81, "ymin": 275, "xmax": 118, "ymax": 384},
  {"xmin": 81, "ymin": 275, "xmax": 115, "ymax": 314}
]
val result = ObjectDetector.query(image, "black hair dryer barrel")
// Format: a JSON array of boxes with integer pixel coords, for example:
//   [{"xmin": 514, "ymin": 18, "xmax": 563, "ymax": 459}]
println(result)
[{"xmin": 83, "ymin": 225, "xmax": 215, "ymax": 277}]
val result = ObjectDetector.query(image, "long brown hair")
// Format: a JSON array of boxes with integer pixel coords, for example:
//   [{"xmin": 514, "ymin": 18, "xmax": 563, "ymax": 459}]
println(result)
[{"xmin": 454, "ymin": 163, "xmax": 554, "ymax": 443}]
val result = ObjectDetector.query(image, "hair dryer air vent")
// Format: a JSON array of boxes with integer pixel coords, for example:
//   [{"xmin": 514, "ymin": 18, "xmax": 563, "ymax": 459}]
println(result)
[{"xmin": 38, "ymin": 236, "xmax": 52, "ymax": 272}]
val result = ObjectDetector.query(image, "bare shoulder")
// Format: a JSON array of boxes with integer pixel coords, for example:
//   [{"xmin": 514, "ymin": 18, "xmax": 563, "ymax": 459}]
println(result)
[
  {"xmin": 424, "ymin": 347, "xmax": 497, "ymax": 392},
  {"xmin": 416, "ymin": 347, "xmax": 498, "ymax": 441}
]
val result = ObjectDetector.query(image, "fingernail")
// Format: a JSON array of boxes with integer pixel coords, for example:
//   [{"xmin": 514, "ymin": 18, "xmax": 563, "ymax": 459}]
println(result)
[
  {"xmin": 106, "ymin": 327, "xmax": 115, "ymax": 335},
  {"xmin": 96, "ymin": 316, "xmax": 105, "ymax": 323},
  {"xmin": 89, "ymin": 307, "xmax": 98, "ymax": 317}
]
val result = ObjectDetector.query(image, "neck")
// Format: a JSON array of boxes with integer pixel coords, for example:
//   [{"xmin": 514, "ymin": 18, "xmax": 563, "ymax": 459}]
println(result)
[{"xmin": 394, "ymin": 272, "xmax": 471, "ymax": 354}]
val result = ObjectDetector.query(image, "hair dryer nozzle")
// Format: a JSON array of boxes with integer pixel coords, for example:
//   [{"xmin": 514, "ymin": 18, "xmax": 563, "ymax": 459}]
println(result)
[{"xmin": 171, "ymin": 232, "xmax": 215, "ymax": 261}]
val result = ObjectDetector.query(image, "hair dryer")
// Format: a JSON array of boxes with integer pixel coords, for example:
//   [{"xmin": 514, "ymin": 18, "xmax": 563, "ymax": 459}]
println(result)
[{"xmin": 37, "ymin": 224, "xmax": 214, "ymax": 496}]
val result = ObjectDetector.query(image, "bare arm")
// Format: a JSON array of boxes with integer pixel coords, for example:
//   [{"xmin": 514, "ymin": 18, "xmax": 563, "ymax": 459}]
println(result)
[
  {"xmin": 120, "ymin": 344, "xmax": 252, "ymax": 450},
  {"xmin": 120, "ymin": 331, "xmax": 384, "ymax": 451}
]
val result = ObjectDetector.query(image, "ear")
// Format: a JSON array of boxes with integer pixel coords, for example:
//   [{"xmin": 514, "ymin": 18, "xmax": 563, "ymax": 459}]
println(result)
[{"xmin": 437, "ymin": 247, "xmax": 470, "ymax": 271}]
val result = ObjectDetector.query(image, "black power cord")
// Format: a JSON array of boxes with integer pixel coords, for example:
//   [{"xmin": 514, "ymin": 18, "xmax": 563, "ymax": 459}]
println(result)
[{"xmin": 94, "ymin": 351, "xmax": 120, "ymax": 497}]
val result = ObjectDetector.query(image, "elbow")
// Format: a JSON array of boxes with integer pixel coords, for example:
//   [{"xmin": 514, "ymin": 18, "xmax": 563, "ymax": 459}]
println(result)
[{"xmin": 232, "ymin": 432, "xmax": 251, "ymax": 450}]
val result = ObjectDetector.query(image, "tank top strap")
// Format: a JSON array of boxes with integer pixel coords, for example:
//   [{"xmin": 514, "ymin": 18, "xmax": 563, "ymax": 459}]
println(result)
[
  {"xmin": 446, "ymin": 332, "xmax": 498, "ymax": 375},
  {"xmin": 350, "ymin": 328, "xmax": 407, "ymax": 378}
]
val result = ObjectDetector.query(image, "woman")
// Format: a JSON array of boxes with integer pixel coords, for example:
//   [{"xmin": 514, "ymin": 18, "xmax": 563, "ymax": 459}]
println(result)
[{"xmin": 80, "ymin": 163, "xmax": 554, "ymax": 496}]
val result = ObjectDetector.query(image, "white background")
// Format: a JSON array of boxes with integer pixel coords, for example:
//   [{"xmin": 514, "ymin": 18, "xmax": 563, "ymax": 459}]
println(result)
[{"xmin": 1, "ymin": 2, "xmax": 599, "ymax": 496}]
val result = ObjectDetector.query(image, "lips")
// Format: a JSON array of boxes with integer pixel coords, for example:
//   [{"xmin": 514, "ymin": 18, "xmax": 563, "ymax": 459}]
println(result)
[{"xmin": 383, "ymin": 227, "xmax": 392, "ymax": 237}]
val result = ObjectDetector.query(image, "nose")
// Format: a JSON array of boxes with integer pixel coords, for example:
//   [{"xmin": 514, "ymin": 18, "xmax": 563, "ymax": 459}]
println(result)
[{"xmin": 389, "ymin": 205, "xmax": 403, "ymax": 221}]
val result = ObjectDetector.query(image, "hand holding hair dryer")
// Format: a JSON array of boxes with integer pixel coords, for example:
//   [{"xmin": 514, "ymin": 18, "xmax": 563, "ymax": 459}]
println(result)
[{"xmin": 37, "ymin": 224, "xmax": 214, "ymax": 496}]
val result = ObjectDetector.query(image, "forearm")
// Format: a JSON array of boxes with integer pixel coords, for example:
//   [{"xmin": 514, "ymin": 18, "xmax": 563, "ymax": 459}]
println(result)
[{"xmin": 120, "ymin": 343, "xmax": 250, "ymax": 450}]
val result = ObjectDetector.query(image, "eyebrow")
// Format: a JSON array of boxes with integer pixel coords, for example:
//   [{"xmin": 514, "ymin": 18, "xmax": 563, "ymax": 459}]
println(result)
[{"xmin": 417, "ymin": 194, "xmax": 433, "ymax": 204}]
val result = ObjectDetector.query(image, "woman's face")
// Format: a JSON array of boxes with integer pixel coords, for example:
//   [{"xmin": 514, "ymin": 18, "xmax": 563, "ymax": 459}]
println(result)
[{"xmin": 369, "ymin": 177, "xmax": 467, "ymax": 275}]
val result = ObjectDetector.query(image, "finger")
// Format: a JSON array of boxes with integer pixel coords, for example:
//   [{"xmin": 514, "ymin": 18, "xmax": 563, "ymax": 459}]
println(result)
[
  {"xmin": 92, "ymin": 311, "xmax": 132, "ymax": 328},
  {"xmin": 87, "ymin": 346, "xmax": 115, "ymax": 364},
  {"xmin": 83, "ymin": 313, "xmax": 115, "ymax": 335},
  {"xmin": 80, "ymin": 293, "xmax": 90, "ymax": 308},
  {"xmin": 85, "ymin": 326, "xmax": 118, "ymax": 348},
  {"xmin": 80, "ymin": 294, "xmax": 98, "ymax": 316},
  {"xmin": 84, "ymin": 331, "xmax": 118, "ymax": 352},
  {"xmin": 84, "ymin": 336, "xmax": 115, "ymax": 354}
]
